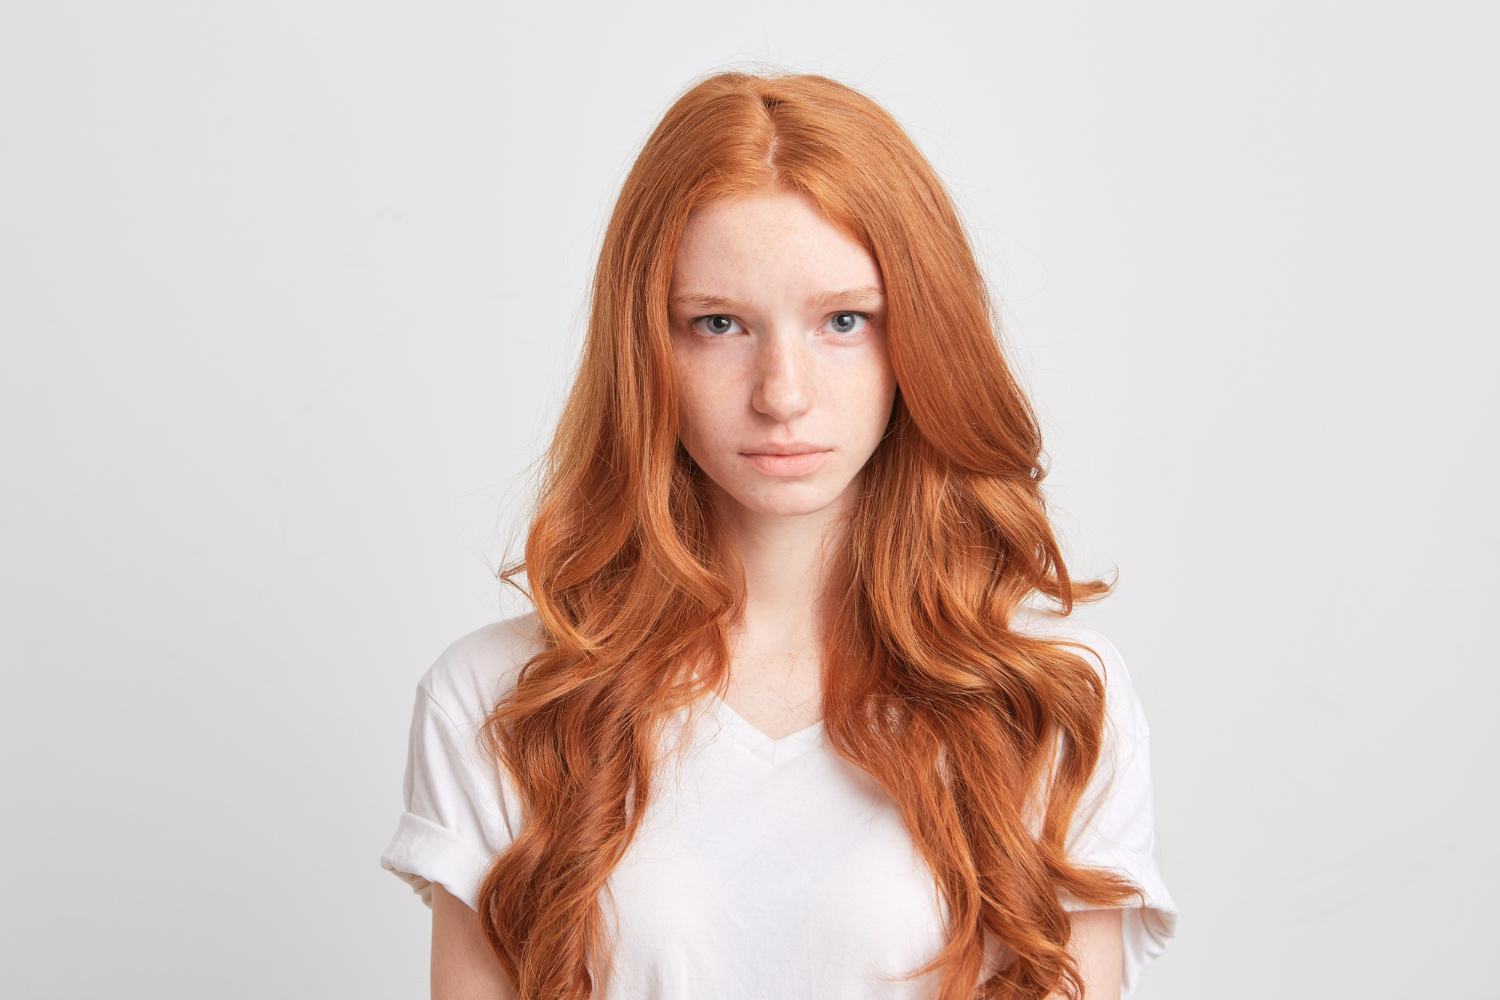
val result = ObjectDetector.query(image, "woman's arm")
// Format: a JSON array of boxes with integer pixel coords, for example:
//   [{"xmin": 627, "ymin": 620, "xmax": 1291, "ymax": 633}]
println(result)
[
  {"xmin": 431, "ymin": 883, "xmax": 516, "ymax": 1000},
  {"xmin": 1063, "ymin": 907, "xmax": 1124, "ymax": 1000}
]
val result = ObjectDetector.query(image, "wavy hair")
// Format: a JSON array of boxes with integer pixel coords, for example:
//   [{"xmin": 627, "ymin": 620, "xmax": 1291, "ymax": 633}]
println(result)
[{"xmin": 478, "ymin": 72, "xmax": 1136, "ymax": 1000}]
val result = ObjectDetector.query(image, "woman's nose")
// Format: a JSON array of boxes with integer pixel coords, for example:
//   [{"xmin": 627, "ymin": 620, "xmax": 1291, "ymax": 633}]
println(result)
[{"xmin": 751, "ymin": 333, "xmax": 813, "ymax": 423}]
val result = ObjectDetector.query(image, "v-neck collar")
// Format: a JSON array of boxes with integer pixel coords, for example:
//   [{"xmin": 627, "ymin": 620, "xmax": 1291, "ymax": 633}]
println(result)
[{"xmin": 703, "ymin": 691, "xmax": 825, "ymax": 765}]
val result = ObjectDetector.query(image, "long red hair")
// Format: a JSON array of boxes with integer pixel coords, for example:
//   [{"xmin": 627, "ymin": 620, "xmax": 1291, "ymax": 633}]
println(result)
[{"xmin": 478, "ymin": 71, "xmax": 1135, "ymax": 1000}]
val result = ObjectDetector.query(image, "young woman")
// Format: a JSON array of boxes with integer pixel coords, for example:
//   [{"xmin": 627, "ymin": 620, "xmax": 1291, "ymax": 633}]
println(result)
[{"xmin": 382, "ymin": 72, "xmax": 1176, "ymax": 1000}]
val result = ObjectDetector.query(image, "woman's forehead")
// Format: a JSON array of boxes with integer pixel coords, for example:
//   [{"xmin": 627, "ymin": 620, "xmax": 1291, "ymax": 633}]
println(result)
[{"xmin": 672, "ymin": 191, "xmax": 881, "ymax": 300}]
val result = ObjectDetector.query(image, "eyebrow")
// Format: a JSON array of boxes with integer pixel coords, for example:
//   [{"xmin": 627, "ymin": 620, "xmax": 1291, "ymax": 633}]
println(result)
[
  {"xmin": 670, "ymin": 293, "xmax": 743, "ymax": 310},
  {"xmin": 670, "ymin": 286, "xmax": 886, "ymax": 311},
  {"xmin": 811, "ymin": 285, "xmax": 885, "ymax": 308}
]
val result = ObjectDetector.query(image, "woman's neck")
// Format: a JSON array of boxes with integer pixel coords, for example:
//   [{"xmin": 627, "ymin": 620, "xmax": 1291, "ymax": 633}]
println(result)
[{"xmin": 710, "ymin": 480, "xmax": 855, "ymax": 738}]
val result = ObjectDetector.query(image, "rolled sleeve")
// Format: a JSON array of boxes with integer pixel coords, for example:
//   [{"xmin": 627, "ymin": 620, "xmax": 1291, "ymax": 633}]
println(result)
[
  {"xmin": 1058, "ymin": 633, "xmax": 1177, "ymax": 997},
  {"xmin": 380, "ymin": 680, "xmax": 517, "ymax": 910}
]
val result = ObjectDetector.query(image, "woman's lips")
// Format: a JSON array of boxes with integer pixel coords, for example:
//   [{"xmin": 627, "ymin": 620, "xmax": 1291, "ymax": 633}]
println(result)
[{"xmin": 741, "ymin": 448, "xmax": 832, "ymax": 476}]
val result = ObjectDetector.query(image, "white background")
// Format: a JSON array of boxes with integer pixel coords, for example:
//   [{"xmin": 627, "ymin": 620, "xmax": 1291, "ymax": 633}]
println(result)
[{"xmin": 2, "ymin": 2, "xmax": 1496, "ymax": 997}]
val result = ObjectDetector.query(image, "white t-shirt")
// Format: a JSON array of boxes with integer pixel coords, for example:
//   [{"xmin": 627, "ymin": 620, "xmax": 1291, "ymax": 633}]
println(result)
[{"xmin": 381, "ymin": 609, "xmax": 1176, "ymax": 998}]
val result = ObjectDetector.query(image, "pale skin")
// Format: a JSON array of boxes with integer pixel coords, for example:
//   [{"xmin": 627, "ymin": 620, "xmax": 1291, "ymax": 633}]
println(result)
[{"xmin": 431, "ymin": 189, "xmax": 1124, "ymax": 999}]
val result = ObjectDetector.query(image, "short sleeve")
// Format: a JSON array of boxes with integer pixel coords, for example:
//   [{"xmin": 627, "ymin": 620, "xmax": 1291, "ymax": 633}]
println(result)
[
  {"xmin": 380, "ymin": 626, "xmax": 533, "ymax": 910},
  {"xmin": 1058, "ymin": 632, "xmax": 1178, "ymax": 997}
]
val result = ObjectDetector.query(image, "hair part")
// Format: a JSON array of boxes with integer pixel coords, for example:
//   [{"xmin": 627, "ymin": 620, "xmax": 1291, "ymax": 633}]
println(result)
[{"xmin": 478, "ymin": 71, "xmax": 1136, "ymax": 1000}]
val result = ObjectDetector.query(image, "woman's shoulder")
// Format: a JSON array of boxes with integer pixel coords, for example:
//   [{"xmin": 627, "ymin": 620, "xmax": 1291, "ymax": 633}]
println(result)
[
  {"xmin": 417, "ymin": 613, "xmax": 546, "ymax": 728},
  {"xmin": 1009, "ymin": 604, "xmax": 1121, "ymax": 661},
  {"xmin": 1009, "ymin": 605, "xmax": 1148, "ymax": 733}
]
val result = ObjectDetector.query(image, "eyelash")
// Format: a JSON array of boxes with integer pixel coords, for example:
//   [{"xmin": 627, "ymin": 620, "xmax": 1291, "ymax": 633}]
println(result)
[
  {"xmin": 689, "ymin": 312, "xmax": 872, "ymax": 337},
  {"xmin": 823, "ymin": 311, "xmax": 870, "ymax": 336},
  {"xmin": 691, "ymin": 314, "xmax": 744, "ymax": 337}
]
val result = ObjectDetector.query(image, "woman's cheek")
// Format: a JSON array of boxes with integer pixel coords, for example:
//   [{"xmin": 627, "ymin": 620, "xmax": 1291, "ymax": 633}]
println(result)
[
  {"xmin": 691, "ymin": 364, "xmax": 745, "ymax": 426},
  {"xmin": 677, "ymin": 373, "xmax": 733, "ymax": 458}
]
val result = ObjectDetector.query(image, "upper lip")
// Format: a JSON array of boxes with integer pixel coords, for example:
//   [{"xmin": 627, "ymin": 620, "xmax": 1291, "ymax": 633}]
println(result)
[{"xmin": 742, "ymin": 442, "xmax": 830, "ymax": 456}]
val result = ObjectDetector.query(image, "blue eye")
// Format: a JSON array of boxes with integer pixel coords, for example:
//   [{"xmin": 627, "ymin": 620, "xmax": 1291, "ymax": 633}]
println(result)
[
  {"xmin": 825, "ymin": 312, "xmax": 867, "ymax": 335},
  {"xmin": 695, "ymin": 315, "xmax": 741, "ymax": 336}
]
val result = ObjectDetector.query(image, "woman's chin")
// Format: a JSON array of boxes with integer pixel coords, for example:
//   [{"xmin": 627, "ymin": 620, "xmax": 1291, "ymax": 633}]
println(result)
[{"xmin": 720, "ymin": 478, "xmax": 854, "ymax": 520}]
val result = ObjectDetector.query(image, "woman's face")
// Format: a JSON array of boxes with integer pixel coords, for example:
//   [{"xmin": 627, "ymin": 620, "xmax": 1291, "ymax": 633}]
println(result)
[{"xmin": 668, "ymin": 189, "xmax": 897, "ymax": 519}]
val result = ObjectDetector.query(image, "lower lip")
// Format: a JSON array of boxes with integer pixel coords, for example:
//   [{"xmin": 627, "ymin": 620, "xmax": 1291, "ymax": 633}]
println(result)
[{"xmin": 743, "ymin": 451, "xmax": 832, "ymax": 476}]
